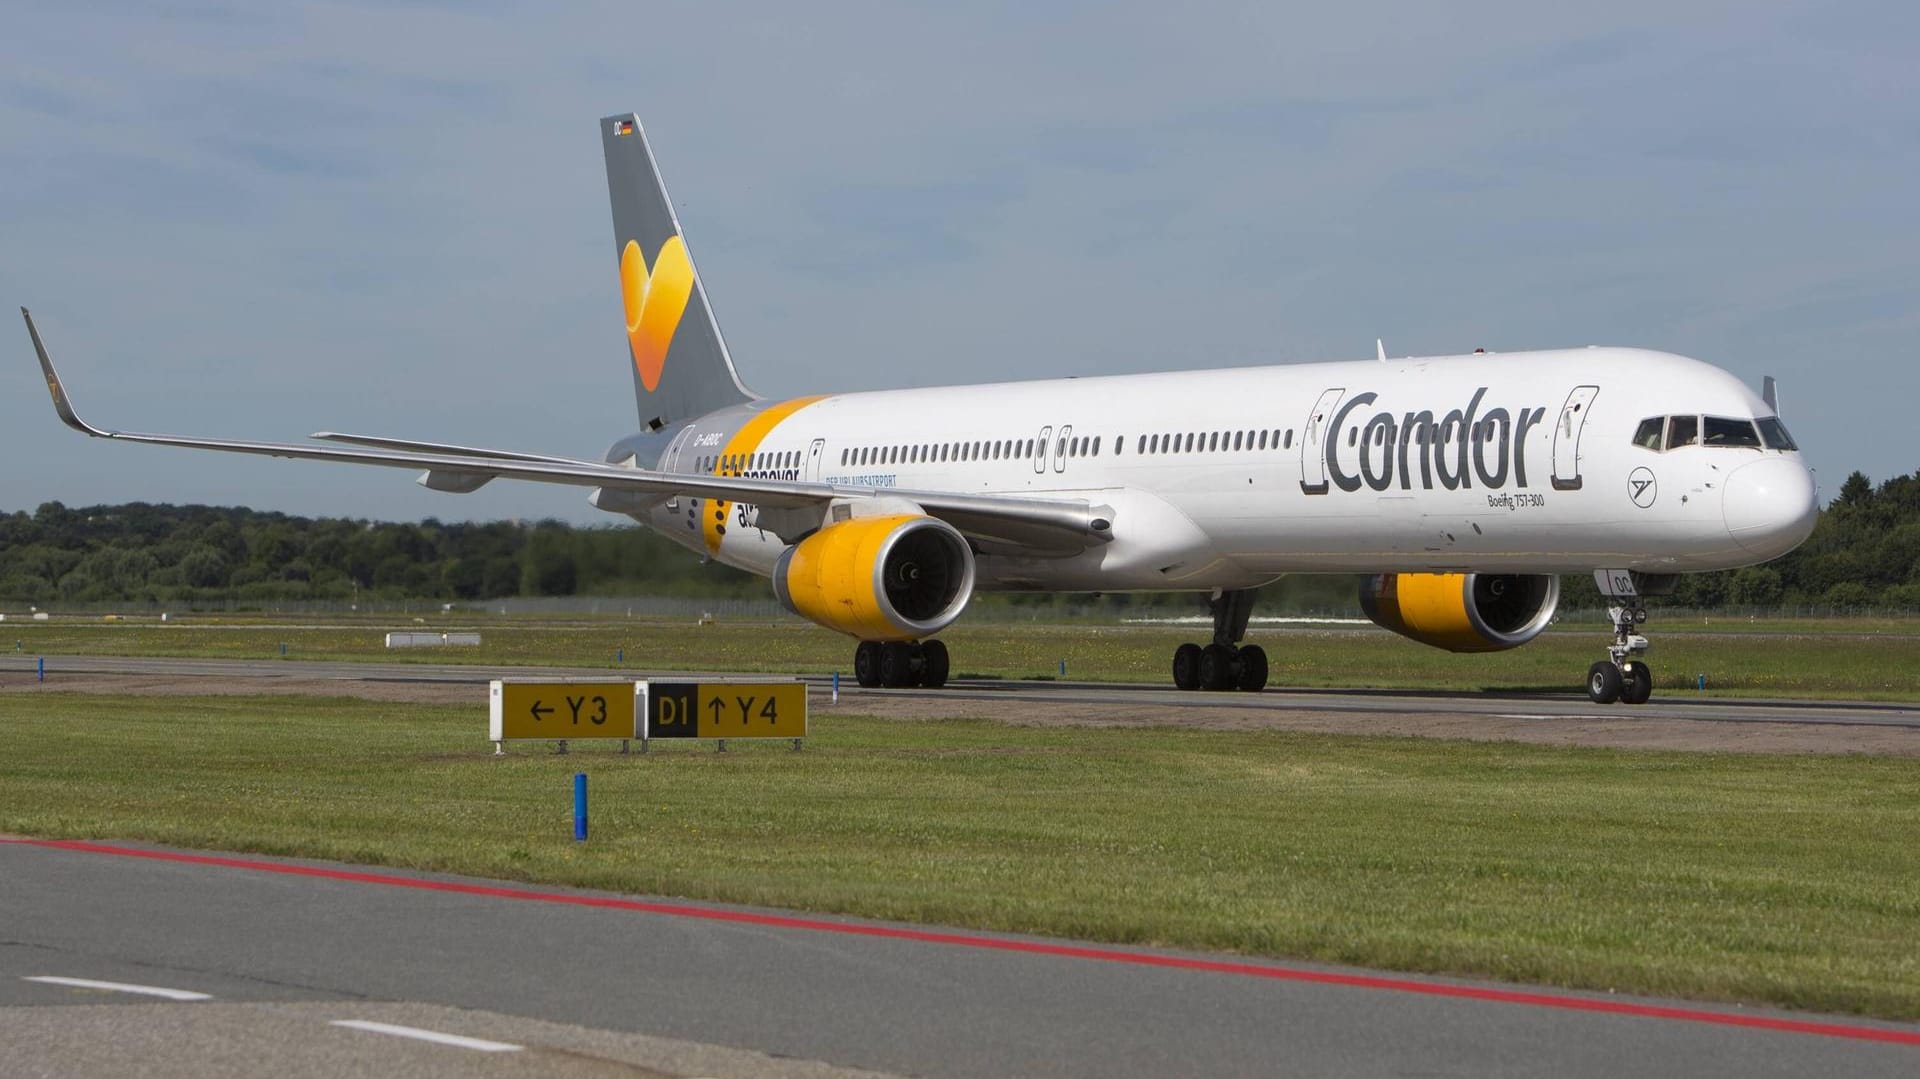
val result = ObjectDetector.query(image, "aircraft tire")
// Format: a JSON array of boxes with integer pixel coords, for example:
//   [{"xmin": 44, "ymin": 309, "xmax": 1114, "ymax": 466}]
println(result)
[
  {"xmin": 1172, "ymin": 643, "xmax": 1202, "ymax": 691},
  {"xmin": 922, "ymin": 639, "xmax": 950, "ymax": 688},
  {"xmin": 1621, "ymin": 661, "xmax": 1653, "ymax": 705},
  {"xmin": 879, "ymin": 642, "xmax": 914, "ymax": 688},
  {"xmin": 1587, "ymin": 661, "xmax": 1623, "ymax": 704},
  {"xmin": 1199, "ymin": 643, "xmax": 1235, "ymax": 691},
  {"xmin": 854, "ymin": 641, "xmax": 882, "ymax": 688},
  {"xmin": 1236, "ymin": 645, "xmax": 1269, "ymax": 692}
]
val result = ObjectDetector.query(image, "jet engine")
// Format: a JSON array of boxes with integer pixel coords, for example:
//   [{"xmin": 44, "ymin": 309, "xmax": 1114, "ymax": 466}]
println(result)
[
  {"xmin": 1359, "ymin": 572, "xmax": 1559, "ymax": 653},
  {"xmin": 773, "ymin": 514, "xmax": 975, "ymax": 640}
]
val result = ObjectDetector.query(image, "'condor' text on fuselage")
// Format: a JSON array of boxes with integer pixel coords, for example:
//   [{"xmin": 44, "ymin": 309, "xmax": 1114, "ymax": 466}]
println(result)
[{"xmin": 1309, "ymin": 387, "xmax": 1553, "ymax": 495}]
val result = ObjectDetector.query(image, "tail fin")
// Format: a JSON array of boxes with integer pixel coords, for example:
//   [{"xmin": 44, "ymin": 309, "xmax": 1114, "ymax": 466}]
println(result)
[{"xmin": 601, "ymin": 113, "xmax": 755, "ymax": 429}]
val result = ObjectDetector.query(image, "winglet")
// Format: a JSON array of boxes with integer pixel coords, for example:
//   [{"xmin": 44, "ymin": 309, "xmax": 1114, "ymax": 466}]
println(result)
[
  {"xmin": 1376, "ymin": 338, "xmax": 1387, "ymax": 363},
  {"xmin": 1762, "ymin": 375, "xmax": 1779, "ymax": 414},
  {"xmin": 20, "ymin": 308, "xmax": 112, "ymax": 438}
]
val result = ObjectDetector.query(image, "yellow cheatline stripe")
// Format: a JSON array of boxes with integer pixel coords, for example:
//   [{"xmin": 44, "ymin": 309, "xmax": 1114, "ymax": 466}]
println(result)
[{"xmin": 704, "ymin": 396, "xmax": 828, "ymax": 553}]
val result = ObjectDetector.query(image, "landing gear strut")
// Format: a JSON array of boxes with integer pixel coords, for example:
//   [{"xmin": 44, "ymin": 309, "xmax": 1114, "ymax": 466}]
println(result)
[
  {"xmin": 1171, "ymin": 589, "xmax": 1268, "ymax": 692},
  {"xmin": 853, "ymin": 639, "xmax": 949, "ymax": 689},
  {"xmin": 1587, "ymin": 570, "xmax": 1653, "ymax": 705}
]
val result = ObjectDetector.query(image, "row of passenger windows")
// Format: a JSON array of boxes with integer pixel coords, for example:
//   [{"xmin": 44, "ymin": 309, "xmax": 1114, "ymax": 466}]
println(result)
[
  {"xmin": 837, "ymin": 428, "xmax": 1308, "ymax": 469},
  {"xmin": 1632, "ymin": 415, "xmax": 1798, "ymax": 453},
  {"xmin": 700, "ymin": 450, "xmax": 802, "ymax": 474},
  {"xmin": 701, "ymin": 411, "xmax": 1729, "ymax": 475},
  {"xmin": 840, "ymin": 438, "xmax": 1055, "ymax": 468}
]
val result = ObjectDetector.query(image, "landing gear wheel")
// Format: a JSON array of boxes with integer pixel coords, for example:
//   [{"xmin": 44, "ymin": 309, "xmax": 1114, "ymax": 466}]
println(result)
[
  {"xmin": 921, "ymin": 639, "xmax": 950, "ymax": 689},
  {"xmin": 854, "ymin": 641, "xmax": 882, "ymax": 688},
  {"xmin": 1236, "ymin": 645, "xmax": 1268, "ymax": 692},
  {"xmin": 1587, "ymin": 661, "xmax": 1623, "ymax": 704},
  {"xmin": 1172, "ymin": 643, "xmax": 1202, "ymax": 691},
  {"xmin": 1621, "ymin": 661, "xmax": 1653, "ymax": 705},
  {"xmin": 879, "ymin": 642, "xmax": 914, "ymax": 688},
  {"xmin": 1199, "ymin": 643, "xmax": 1235, "ymax": 691}
]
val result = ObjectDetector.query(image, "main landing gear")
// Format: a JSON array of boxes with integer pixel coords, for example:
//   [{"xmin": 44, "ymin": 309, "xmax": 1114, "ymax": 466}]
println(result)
[
  {"xmin": 852, "ymin": 639, "xmax": 949, "ymax": 689},
  {"xmin": 1171, "ymin": 588, "xmax": 1268, "ymax": 692},
  {"xmin": 1586, "ymin": 570, "xmax": 1653, "ymax": 705}
]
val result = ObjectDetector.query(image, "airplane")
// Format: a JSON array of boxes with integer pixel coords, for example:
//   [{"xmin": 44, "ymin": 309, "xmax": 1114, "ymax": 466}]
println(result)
[{"xmin": 19, "ymin": 112, "xmax": 1819, "ymax": 704}]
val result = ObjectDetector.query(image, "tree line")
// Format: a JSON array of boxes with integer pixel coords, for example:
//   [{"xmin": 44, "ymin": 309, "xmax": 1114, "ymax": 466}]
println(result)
[
  {"xmin": 2, "ymin": 467, "xmax": 1917, "ymax": 611},
  {"xmin": 0, "ymin": 502, "xmax": 761, "ymax": 605}
]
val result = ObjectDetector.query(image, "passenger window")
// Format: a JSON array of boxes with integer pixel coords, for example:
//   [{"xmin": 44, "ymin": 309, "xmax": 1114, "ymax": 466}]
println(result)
[
  {"xmin": 1283, "ymin": 430, "xmax": 1293, "ymax": 449},
  {"xmin": 1092, "ymin": 436, "xmax": 1102, "ymax": 456},
  {"xmin": 1632, "ymin": 417, "xmax": 1663, "ymax": 451},
  {"xmin": 1668, "ymin": 415, "xmax": 1698, "ymax": 449},
  {"xmin": 1703, "ymin": 416, "xmax": 1761, "ymax": 448}
]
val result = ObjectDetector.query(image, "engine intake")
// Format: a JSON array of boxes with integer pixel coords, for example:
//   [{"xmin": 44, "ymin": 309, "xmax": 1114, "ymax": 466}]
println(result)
[
  {"xmin": 1359, "ymin": 572, "xmax": 1559, "ymax": 653},
  {"xmin": 773, "ymin": 514, "xmax": 975, "ymax": 640}
]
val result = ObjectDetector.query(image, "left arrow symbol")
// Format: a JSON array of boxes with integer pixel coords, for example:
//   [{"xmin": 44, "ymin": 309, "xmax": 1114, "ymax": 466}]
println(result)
[{"xmin": 529, "ymin": 701, "xmax": 553, "ymax": 721}]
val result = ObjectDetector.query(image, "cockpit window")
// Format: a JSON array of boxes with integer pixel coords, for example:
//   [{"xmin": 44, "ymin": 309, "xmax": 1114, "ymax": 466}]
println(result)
[
  {"xmin": 1667, "ymin": 414, "xmax": 1699, "ymax": 449},
  {"xmin": 1756, "ymin": 416, "xmax": 1799, "ymax": 452},
  {"xmin": 1703, "ymin": 416, "xmax": 1762, "ymax": 447},
  {"xmin": 1632, "ymin": 417, "xmax": 1664, "ymax": 450}
]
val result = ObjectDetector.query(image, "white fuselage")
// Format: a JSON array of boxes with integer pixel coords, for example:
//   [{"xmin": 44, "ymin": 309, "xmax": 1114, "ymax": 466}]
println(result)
[{"xmin": 634, "ymin": 346, "xmax": 1817, "ymax": 592}]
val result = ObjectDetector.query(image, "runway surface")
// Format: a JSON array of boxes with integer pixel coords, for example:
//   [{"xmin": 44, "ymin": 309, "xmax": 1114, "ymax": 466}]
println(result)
[
  {"xmin": 6, "ymin": 653, "xmax": 1919, "ymax": 756},
  {"xmin": 3, "ymin": 837, "xmax": 1916, "ymax": 1079}
]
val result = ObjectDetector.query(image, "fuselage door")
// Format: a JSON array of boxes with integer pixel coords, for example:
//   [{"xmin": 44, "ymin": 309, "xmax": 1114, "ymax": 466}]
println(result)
[
  {"xmin": 804, "ymin": 437, "xmax": 826, "ymax": 482},
  {"xmin": 1034, "ymin": 426, "xmax": 1052, "ymax": 474},
  {"xmin": 662, "ymin": 424, "xmax": 697, "ymax": 473},
  {"xmin": 1299, "ymin": 388, "xmax": 1345, "ymax": 495},
  {"xmin": 1552, "ymin": 385, "xmax": 1600, "ymax": 491},
  {"xmin": 660, "ymin": 424, "xmax": 699, "ymax": 510},
  {"xmin": 1052, "ymin": 424, "xmax": 1073, "ymax": 473}
]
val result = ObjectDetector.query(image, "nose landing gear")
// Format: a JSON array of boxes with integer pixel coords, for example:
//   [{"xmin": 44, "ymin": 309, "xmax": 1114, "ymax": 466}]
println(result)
[{"xmin": 1588, "ymin": 570, "xmax": 1654, "ymax": 704}]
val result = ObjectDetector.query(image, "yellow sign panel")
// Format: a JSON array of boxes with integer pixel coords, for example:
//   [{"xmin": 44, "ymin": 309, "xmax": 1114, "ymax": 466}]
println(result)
[
  {"xmin": 490, "ymin": 681, "xmax": 637, "ymax": 741},
  {"xmin": 644, "ymin": 681, "xmax": 807, "ymax": 739}
]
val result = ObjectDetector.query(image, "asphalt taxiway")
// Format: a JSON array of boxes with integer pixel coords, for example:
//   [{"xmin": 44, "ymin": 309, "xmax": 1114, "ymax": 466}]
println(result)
[
  {"xmin": 6, "ymin": 653, "xmax": 1918, "ymax": 757},
  {"xmin": 4, "ymin": 838, "xmax": 1916, "ymax": 1079}
]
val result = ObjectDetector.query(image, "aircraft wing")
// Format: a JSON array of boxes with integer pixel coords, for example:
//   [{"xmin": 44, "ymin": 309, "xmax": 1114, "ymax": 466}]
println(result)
[{"xmin": 23, "ymin": 309, "xmax": 1111, "ymax": 551}]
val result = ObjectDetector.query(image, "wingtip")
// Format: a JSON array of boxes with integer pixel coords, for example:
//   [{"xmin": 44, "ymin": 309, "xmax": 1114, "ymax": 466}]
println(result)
[{"xmin": 20, "ymin": 310, "xmax": 110, "ymax": 438}]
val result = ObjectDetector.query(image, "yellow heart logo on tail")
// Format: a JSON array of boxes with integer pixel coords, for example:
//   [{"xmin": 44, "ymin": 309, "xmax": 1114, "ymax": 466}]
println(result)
[{"xmin": 619, "ymin": 236, "xmax": 695, "ymax": 391}]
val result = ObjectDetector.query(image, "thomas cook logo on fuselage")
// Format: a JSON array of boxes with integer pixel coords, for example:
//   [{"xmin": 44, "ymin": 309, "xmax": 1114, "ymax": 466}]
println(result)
[
  {"xmin": 1317, "ymin": 387, "xmax": 1552, "ymax": 494},
  {"xmin": 1629, "ymin": 466, "xmax": 1657, "ymax": 508},
  {"xmin": 619, "ymin": 236, "xmax": 695, "ymax": 392}
]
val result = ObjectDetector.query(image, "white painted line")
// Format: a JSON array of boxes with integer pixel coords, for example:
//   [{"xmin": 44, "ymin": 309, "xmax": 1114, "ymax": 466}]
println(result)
[
  {"xmin": 24, "ymin": 976, "xmax": 212, "ymax": 1001},
  {"xmin": 328, "ymin": 1020, "xmax": 523, "ymax": 1053}
]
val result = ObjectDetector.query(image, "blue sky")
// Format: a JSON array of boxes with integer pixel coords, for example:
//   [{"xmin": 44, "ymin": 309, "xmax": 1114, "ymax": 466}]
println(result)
[{"xmin": 2, "ymin": 2, "xmax": 1914, "ymax": 523}]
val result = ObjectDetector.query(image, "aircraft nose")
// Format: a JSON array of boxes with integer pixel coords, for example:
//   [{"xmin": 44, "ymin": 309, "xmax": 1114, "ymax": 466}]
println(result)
[{"xmin": 1723, "ymin": 456, "xmax": 1817, "ymax": 558}]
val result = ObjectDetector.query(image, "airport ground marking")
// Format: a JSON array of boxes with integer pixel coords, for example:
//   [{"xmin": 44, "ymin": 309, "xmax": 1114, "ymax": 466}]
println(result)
[
  {"xmin": 24, "ymin": 975, "xmax": 211, "ymax": 1001},
  {"xmin": 329, "ymin": 1019, "xmax": 522, "ymax": 1052},
  {"xmin": 20, "ymin": 838, "xmax": 1920, "ymax": 1050}
]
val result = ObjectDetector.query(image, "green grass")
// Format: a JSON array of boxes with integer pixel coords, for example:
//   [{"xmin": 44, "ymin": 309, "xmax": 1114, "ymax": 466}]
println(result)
[
  {"xmin": 2, "ymin": 693, "xmax": 1917, "ymax": 1019},
  {"xmin": 10, "ymin": 617, "xmax": 1920, "ymax": 700}
]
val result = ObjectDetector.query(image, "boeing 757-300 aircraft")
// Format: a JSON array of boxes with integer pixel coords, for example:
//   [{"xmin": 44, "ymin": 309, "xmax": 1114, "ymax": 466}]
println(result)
[{"xmin": 21, "ymin": 112, "xmax": 1819, "ymax": 703}]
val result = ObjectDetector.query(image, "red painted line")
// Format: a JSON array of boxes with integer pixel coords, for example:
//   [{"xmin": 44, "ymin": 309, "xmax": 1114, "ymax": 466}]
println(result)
[{"xmin": 19, "ymin": 838, "xmax": 1920, "ymax": 1049}]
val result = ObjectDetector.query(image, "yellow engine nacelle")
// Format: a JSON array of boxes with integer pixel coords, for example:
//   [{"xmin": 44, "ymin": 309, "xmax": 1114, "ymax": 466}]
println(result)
[
  {"xmin": 1359, "ymin": 573, "xmax": 1559, "ymax": 653},
  {"xmin": 773, "ymin": 514, "xmax": 975, "ymax": 641}
]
